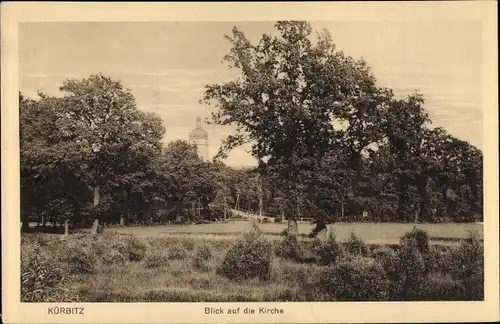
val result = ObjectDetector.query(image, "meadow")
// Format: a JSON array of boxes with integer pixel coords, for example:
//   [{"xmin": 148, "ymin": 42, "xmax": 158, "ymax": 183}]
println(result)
[
  {"xmin": 109, "ymin": 221, "xmax": 483, "ymax": 245},
  {"xmin": 21, "ymin": 223, "xmax": 484, "ymax": 303}
]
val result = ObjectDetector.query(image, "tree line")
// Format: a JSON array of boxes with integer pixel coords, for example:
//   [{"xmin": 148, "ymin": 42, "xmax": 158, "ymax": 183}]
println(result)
[{"xmin": 20, "ymin": 21, "xmax": 482, "ymax": 232}]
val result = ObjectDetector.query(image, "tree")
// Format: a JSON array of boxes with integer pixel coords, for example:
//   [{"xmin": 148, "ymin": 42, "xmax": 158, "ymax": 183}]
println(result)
[
  {"xmin": 20, "ymin": 92, "xmax": 93, "ymax": 231},
  {"xmin": 55, "ymin": 74, "xmax": 165, "ymax": 225},
  {"xmin": 160, "ymin": 140, "xmax": 217, "ymax": 222},
  {"xmin": 202, "ymin": 21, "xmax": 391, "ymax": 229},
  {"xmin": 382, "ymin": 92, "xmax": 431, "ymax": 221},
  {"xmin": 20, "ymin": 74, "xmax": 166, "ymax": 231}
]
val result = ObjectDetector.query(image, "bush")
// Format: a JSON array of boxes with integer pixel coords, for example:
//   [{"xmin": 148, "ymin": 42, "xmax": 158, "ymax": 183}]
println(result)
[
  {"xmin": 453, "ymin": 236, "xmax": 483, "ymax": 279},
  {"xmin": 144, "ymin": 249, "xmax": 169, "ymax": 268},
  {"xmin": 167, "ymin": 244, "xmax": 188, "ymax": 260},
  {"xmin": 57, "ymin": 239, "xmax": 97, "ymax": 275},
  {"xmin": 314, "ymin": 232, "xmax": 342, "ymax": 266},
  {"xmin": 194, "ymin": 245, "xmax": 213, "ymax": 261},
  {"xmin": 317, "ymin": 256, "xmax": 392, "ymax": 301},
  {"xmin": 21, "ymin": 244, "xmax": 79, "ymax": 302},
  {"xmin": 183, "ymin": 239, "xmax": 196, "ymax": 251},
  {"xmin": 100, "ymin": 249, "xmax": 127, "ymax": 266},
  {"xmin": 218, "ymin": 226, "xmax": 273, "ymax": 281},
  {"xmin": 110, "ymin": 234, "xmax": 149, "ymax": 261},
  {"xmin": 261, "ymin": 218, "xmax": 271, "ymax": 224},
  {"xmin": 400, "ymin": 227, "xmax": 430, "ymax": 256},
  {"xmin": 276, "ymin": 232, "xmax": 302, "ymax": 261},
  {"xmin": 415, "ymin": 272, "xmax": 465, "ymax": 301},
  {"xmin": 192, "ymin": 245, "xmax": 213, "ymax": 272},
  {"xmin": 452, "ymin": 236, "xmax": 484, "ymax": 300},
  {"xmin": 396, "ymin": 244, "xmax": 428, "ymax": 300},
  {"xmin": 192, "ymin": 258, "xmax": 211, "ymax": 272},
  {"xmin": 344, "ymin": 232, "xmax": 368, "ymax": 256}
]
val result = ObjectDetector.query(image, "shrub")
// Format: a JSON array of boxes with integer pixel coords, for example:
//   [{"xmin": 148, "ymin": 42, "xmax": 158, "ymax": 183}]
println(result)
[
  {"xmin": 183, "ymin": 239, "xmax": 196, "ymax": 251},
  {"xmin": 21, "ymin": 244, "xmax": 79, "ymax": 302},
  {"xmin": 194, "ymin": 245, "xmax": 213, "ymax": 261},
  {"xmin": 57, "ymin": 239, "xmax": 97, "ymax": 275},
  {"xmin": 400, "ymin": 227, "xmax": 430, "ymax": 256},
  {"xmin": 396, "ymin": 244, "xmax": 428, "ymax": 300},
  {"xmin": 100, "ymin": 249, "xmax": 127, "ymax": 266},
  {"xmin": 144, "ymin": 249, "xmax": 169, "ymax": 268},
  {"xmin": 261, "ymin": 218, "xmax": 271, "ymax": 224},
  {"xmin": 344, "ymin": 232, "xmax": 368, "ymax": 256},
  {"xmin": 192, "ymin": 258, "xmax": 211, "ymax": 272},
  {"xmin": 218, "ymin": 227, "xmax": 273, "ymax": 281},
  {"xmin": 276, "ymin": 232, "xmax": 302, "ymax": 261},
  {"xmin": 110, "ymin": 234, "xmax": 149, "ymax": 261},
  {"xmin": 317, "ymin": 256, "xmax": 392, "ymax": 301},
  {"xmin": 452, "ymin": 236, "xmax": 484, "ymax": 300},
  {"xmin": 415, "ymin": 272, "xmax": 465, "ymax": 301},
  {"xmin": 314, "ymin": 232, "xmax": 342, "ymax": 266},
  {"xmin": 167, "ymin": 244, "xmax": 188, "ymax": 260},
  {"xmin": 453, "ymin": 236, "xmax": 483, "ymax": 279}
]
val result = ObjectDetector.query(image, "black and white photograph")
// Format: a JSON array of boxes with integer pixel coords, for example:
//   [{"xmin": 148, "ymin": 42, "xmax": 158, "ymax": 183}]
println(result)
[{"xmin": 2, "ymin": 2, "xmax": 499, "ymax": 324}]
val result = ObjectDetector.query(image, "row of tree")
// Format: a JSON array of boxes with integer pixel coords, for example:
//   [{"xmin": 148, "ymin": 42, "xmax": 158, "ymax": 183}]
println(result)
[
  {"xmin": 20, "ymin": 21, "xmax": 482, "ymax": 232},
  {"xmin": 201, "ymin": 21, "xmax": 483, "ymax": 224}
]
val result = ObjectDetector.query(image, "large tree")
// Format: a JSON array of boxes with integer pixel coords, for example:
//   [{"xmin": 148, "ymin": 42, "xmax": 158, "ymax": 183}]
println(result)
[
  {"xmin": 160, "ymin": 140, "xmax": 217, "ymax": 222},
  {"xmin": 20, "ymin": 74, "xmax": 165, "ymax": 230},
  {"xmin": 202, "ymin": 21, "xmax": 392, "ymax": 230}
]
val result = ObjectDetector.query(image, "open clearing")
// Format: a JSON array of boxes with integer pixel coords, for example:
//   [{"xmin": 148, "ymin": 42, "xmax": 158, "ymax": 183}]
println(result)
[{"xmin": 108, "ymin": 221, "xmax": 483, "ymax": 245}]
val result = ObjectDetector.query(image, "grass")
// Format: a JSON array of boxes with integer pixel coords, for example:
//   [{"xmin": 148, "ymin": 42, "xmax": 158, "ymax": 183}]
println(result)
[
  {"xmin": 107, "ymin": 221, "xmax": 483, "ymax": 246},
  {"xmin": 21, "ymin": 225, "xmax": 484, "ymax": 302}
]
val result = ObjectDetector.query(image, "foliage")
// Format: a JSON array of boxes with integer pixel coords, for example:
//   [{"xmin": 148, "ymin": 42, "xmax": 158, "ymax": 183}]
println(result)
[
  {"xmin": 110, "ymin": 234, "xmax": 149, "ymax": 261},
  {"xmin": 144, "ymin": 249, "xmax": 169, "ymax": 268},
  {"xmin": 21, "ymin": 231, "xmax": 483, "ymax": 302},
  {"xmin": 276, "ymin": 232, "xmax": 302, "ymax": 261},
  {"xmin": 400, "ymin": 227, "xmax": 431, "ymax": 256},
  {"xmin": 317, "ymin": 256, "xmax": 392, "ymax": 301},
  {"xmin": 314, "ymin": 232, "xmax": 342, "ymax": 266},
  {"xmin": 167, "ymin": 244, "xmax": 188, "ymax": 260},
  {"xmin": 344, "ymin": 232, "xmax": 369, "ymax": 256},
  {"xmin": 21, "ymin": 244, "xmax": 79, "ymax": 302},
  {"xmin": 218, "ymin": 227, "xmax": 273, "ymax": 281},
  {"xmin": 194, "ymin": 245, "xmax": 213, "ymax": 261},
  {"xmin": 56, "ymin": 239, "xmax": 98, "ymax": 275}
]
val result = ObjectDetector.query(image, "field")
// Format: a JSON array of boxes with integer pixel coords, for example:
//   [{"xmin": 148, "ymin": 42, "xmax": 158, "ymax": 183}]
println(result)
[
  {"xmin": 108, "ymin": 221, "xmax": 484, "ymax": 245},
  {"xmin": 21, "ymin": 222, "xmax": 484, "ymax": 303}
]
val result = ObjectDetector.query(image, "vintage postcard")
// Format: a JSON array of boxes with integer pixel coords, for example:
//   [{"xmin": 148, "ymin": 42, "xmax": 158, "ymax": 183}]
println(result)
[{"xmin": 2, "ymin": 1, "xmax": 499, "ymax": 323}]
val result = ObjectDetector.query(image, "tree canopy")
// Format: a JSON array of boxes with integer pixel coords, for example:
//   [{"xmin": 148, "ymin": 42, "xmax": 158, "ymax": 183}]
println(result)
[{"xmin": 20, "ymin": 22, "xmax": 483, "ymax": 233}]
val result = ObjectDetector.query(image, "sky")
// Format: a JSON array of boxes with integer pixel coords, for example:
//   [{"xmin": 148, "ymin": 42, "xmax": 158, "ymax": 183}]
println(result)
[{"xmin": 19, "ymin": 21, "xmax": 483, "ymax": 168}]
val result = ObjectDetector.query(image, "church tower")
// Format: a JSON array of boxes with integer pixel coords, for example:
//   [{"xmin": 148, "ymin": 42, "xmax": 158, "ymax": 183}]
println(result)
[{"xmin": 189, "ymin": 116, "xmax": 209, "ymax": 162}]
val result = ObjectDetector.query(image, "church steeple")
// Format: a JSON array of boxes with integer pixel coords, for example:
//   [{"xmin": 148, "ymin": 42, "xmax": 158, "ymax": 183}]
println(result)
[{"xmin": 189, "ymin": 116, "xmax": 209, "ymax": 161}]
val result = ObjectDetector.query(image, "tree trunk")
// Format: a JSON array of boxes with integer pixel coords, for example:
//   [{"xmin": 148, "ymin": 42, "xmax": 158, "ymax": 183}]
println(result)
[
  {"xmin": 287, "ymin": 219, "xmax": 298, "ymax": 236},
  {"xmin": 64, "ymin": 219, "xmax": 69, "ymax": 235},
  {"xmin": 93, "ymin": 186, "xmax": 100, "ymax": 207},
  {"xmin": 417, "ymin": 177, "xmax": 429, "ymax": 222},
  {"xmin": 91, "ymin": 219, "xmax": 99, "ymax": 234},
  {"xmin": 93, "ymin": 185, "xmax": 100, "ymax": 226},
  {"xmin": 441, "ymin": 187, "xmax": 449, "ymax": 218},
  {"xmin": 397, "ymin": 174, "xmax": 411, "ymax": 222},
  {"xmin": 21, "ymin": 220, "xmax": 30, "ymax": 233}
]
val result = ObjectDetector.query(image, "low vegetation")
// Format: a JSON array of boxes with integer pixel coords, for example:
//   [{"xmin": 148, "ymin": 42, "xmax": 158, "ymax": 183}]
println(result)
[{"xmin": 21, "ymin": 227, "xmax": 484, "ymax": 302}]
